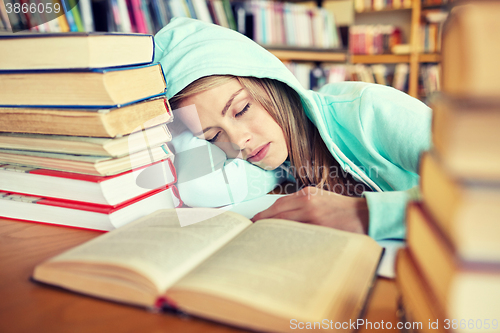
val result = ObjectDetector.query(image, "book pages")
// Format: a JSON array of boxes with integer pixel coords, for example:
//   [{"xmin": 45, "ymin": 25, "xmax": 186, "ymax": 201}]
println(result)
[
  {"xmin": 171, "ymin": 219, "xmax": 380, "ymax": 320},
  {"xmin": 44, "ymin": 209, "xmax": 252, "ymax": 292}
]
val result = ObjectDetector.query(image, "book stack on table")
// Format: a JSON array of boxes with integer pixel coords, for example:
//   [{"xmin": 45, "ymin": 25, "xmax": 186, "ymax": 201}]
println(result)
[
  {"xmin": 0, "ymin": 32, "xmax": 181, "ymax": 231},
  {"xmin": 396, "ymin": 2, "xmax": 500, "ymax": 332}
]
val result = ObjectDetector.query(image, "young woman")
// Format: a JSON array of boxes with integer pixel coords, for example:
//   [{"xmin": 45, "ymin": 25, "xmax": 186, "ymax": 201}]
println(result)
[{"xmin": 154, "ymin": 17, "xmax": 432, "ymax": 240}]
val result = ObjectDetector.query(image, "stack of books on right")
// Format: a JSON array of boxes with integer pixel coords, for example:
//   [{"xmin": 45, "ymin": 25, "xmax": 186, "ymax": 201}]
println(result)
[{"xmin": 397, "ymin": 2, "xmax": 500, "ymax": 333}]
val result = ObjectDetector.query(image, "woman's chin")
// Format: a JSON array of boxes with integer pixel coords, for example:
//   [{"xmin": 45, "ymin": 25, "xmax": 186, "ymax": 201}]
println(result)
[{"xmin": 251, "ymin": 160, "xmax": 280, "ymax": 171}]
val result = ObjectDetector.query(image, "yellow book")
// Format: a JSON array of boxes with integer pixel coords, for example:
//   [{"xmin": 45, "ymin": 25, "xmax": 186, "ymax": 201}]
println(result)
[{"xmin": 33, "ymin": 208, "xmax": 383, "ymax": 333}]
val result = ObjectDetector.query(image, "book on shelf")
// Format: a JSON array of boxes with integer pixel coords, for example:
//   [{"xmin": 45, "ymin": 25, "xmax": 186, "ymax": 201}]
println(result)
[
  {"xmin": 0, "ymin": 144, "xmax": 173, "ymax": 176},
  {"xmin": 419, "ymin": 64, "xmax": 440, "ymax": 97},
  {"xmin": 0, "ymin": 1, "xmax": 11, "ymax": 31},
  {"xmin": 441, "ymin": 1, "xmax": 500, "ymax": 98},
  {"xmin": 419, "ymin": 152, "xmax": 500, "ymax": 263},
  {"xmin": 422, "ymin": 0, "xmax": 455, "ymax": 8},
  {"xmin": 237, "ymin": 0, "xmax": 340, "ymax": 49},
  {"xmin": 396, "ymin": 248, "xmax": 447, "ymax": 333},
  {"xmin": 430, "ymin": 95, "xmax": 500, "ymax": 180},
  {"xmin": 0, "ymin": 124, "xmax": 172, "ymax": 157},
  {"xmin": 0, "ymin": 186, "xmax": 181, "ymax": 231},
  {"xmin": 0, "ymin": 97, "xmax": 172, "ymax": 137},
  {"xmin": 33, "ymin": 208, "xmax": 382, "ymax": 332},
  {"xmin": 355, "ymin": 0, "xmax": 411, "ymax": 12},
  {"xmin": 419, "ymin": 9, "xmax": 448, "ymax": 54},
  {"xmin": 0, "ymin": 63, "xmax": 166, "ymax": 108},
  {"xmin": 349, "ymin": 25, "xmax": 403, "ymax": 55},
  {"xmin": 392, "ymin": 63, "xmax": 409, "ymax": 92},
  {"xmin": 0, "ymin": 158, "xmax": 176, "ymax": 205},
  {"xmin": 0, "ymin": 32, "xmax": 154, "ymax": 70},
  {"xmin": 406, "ymin": 202, "xmax": 500, "ymax": 326}
]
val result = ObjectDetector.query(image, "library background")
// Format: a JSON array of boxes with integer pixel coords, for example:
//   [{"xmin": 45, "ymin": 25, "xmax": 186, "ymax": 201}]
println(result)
[{"xmin": 0, "ymin": 0, "xmax": 451, "ymax": 103}]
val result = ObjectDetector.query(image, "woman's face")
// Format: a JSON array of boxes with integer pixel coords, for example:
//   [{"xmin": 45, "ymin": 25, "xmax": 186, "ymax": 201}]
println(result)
[{"xmin": 177, "ymin": 79, "xmax": 288, "ymax": 170}]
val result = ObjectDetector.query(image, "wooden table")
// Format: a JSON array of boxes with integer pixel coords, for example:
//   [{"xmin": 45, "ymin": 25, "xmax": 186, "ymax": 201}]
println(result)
[{"xmin": 0, "ymin": 218, "xmax": 399, "ymax": 333}]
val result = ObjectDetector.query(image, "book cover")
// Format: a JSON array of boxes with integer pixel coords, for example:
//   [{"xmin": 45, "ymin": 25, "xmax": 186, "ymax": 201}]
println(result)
[
  {"xmin": 0, "ymin": 63, "xmax": 166, "ymax": 108},
  {"xmin": 0, "ymin": 158, "xmax": 177, "ymax": 205},
  {"xmin": 0, "ymin": 186, "xmax": 182, "ymax": 231}
]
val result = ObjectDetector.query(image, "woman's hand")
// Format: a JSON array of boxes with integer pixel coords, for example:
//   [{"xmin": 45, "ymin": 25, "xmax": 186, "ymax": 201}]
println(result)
[{"xmin": 251, "ymin": 186, "xmax": 369, "ymax": 234}]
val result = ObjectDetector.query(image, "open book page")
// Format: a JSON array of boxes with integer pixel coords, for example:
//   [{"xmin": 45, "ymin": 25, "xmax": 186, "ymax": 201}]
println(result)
[
  {"xmin": 169, "ymin": 219, "xmax": 382, "ymax": 320},
  {"xmin": 39, "ymin": 209, "xmax": 252, "ymax": 293}
]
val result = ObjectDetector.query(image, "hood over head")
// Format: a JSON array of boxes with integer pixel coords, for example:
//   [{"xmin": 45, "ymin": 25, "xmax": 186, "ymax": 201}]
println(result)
[
  {"xmin": 153, "ymin": 17, "xmax": 321, "ymax": 125},
  {"xmin": 153, "ymin": 17, "xmax": 384, "ymax": 193}
]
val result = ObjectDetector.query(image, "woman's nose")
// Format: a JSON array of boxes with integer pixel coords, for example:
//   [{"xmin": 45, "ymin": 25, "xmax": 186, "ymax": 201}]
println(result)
[{"xmin": 227, "ymin": 128, "xmax": 251, "ymax": 151}]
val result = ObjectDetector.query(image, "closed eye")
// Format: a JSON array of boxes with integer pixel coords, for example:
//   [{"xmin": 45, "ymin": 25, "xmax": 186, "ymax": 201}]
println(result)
[
  {"xmin": 235, "ymin": 103, "xmax": 251, "ymax": 117},
  {"xmin": 207, "ymin": 132, "xmax": 220, "ymax": 143},
  {"xmin": 208, "ymin": 103, "xmax": 251, "ymax": 143}
]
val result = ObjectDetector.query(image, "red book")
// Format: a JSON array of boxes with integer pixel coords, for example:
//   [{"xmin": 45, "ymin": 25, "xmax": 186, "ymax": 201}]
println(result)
[
  {"xmin": 0, "ymin": 186, "xmax": 182, "ymax": 231},
  {"xmin": 0, "ymin": 158, "xmax": 176, "ymax": 206},
  {"xmin": 129, "ymin": 0, "xmax": 148, "ymax": 33}
]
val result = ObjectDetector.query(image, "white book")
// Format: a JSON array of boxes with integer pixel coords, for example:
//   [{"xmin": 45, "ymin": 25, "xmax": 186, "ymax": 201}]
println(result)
[
  {"xmin": 0, "ymin": 187, "xmax": 180, "ymax": 231},
  {"xmin": 192, "ymin": 0, "xmax": 212, "ymax": 23},
  {"xmin": 79, "ymin": 0, "xmax": 95, "ymax": 31}
]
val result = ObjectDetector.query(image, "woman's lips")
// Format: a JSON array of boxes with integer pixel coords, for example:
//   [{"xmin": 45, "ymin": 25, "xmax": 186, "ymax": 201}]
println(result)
[{"xmin": 247, "ymin": 143, "xmax": 270, "ymax": 163}]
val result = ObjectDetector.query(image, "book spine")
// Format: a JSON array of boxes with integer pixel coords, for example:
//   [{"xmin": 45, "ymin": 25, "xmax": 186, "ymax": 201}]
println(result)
[
  {"xmin": 78, "ymin": 0, "xmax": 94, "ymax": 31},
  {"xmin": 130, "ymin": 0, "xmax": 147, "ymax": 33}
]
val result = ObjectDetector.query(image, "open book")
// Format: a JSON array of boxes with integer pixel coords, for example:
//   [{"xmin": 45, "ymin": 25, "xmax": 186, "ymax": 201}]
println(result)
[{"xmin": 33, "ymin": 208, "xmax": 382, "ymax": 332}]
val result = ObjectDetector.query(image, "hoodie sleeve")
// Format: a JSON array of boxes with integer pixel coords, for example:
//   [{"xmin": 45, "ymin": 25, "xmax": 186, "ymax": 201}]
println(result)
[
  {"xmin": 358, "ymin": 85, "xmax": 431, "ymax": 240},
  {"xmin": 169, "ymin": 130, "xmax": 286, "ymax": 207},
  {"xmin": 319, "ymin": 84, "xmax": 431, "ymax": 240}
]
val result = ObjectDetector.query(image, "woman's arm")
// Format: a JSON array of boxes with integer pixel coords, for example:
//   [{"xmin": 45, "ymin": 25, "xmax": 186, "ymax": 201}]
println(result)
[{"xmin": 256, "ymin": 84, "xmax": 431, "ymax": 239}]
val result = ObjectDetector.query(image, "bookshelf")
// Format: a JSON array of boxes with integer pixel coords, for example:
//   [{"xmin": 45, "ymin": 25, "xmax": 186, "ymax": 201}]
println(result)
[
  {"xmin": 0, "ymin": 0, "xmax": 448, "ymax": 99},
  {"xmin": 351, "ymin": 0, "xmax": 447, "ymax": 98},
  {"xmin": 267, "ymin": 48, "xmax": 347, "ymax": 62}
]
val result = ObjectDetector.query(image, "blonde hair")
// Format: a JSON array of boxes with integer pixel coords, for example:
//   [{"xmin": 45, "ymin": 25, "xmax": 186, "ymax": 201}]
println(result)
[{"xmin": 170, "ymin": 75, "xmax": 368, "ymax": 197}]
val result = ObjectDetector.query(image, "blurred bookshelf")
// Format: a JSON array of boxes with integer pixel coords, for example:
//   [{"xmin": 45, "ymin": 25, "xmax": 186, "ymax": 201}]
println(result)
[
  {"xmin": 0, "ymin": 0, "xmax": 451, "ymax": 100},
  {"xmin": 266, "ymin": 47, "xmax": 347, "ymax": 62}
]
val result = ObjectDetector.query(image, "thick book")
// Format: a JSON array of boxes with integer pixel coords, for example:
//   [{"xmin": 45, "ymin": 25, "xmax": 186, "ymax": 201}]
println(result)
[
  {"xmin": 0, "ymin": 97, "xmax": 172, "ymax": 137},
  {"xmin": 396, "ymin": 248, "xmax": 447, "ymax": 333},
  {"xmin": 441, "ymin": 1, "xmax": 500, "ymax": 97},
  {"xmin": 406, "ymin": 202, "xmax": 500, "ymax": 328},
  {"xmin": 420, "ymin": 152, "xmax": 500, "ymax": 262},
  {"xmin": 0, "ymin": 144, "xmax": 173, "ymax": 176},
  {"xmin": 0, "ymin": 32, "xmax": 154, "ymax": 70},
  {"xmin": 0, "ymin": 158, "xmax": 176, "ymax": 205},
  {"xmin": 0, "ymin": 63, "xmax": 166, "ymax": 108},
  {"xmin": 0, "ymin": 187, "xmax": 181, "ymax": 231},
  {"xmin": 32, "ymin": 208, "xmax": 382, "ymax": 333},
  {"xmin": 431, "ymin": 95, "xmax": 500, "ymax": 180},
  {"xmin": 0, "ymin": 124, "xmax": 172, "ymax": 157}
]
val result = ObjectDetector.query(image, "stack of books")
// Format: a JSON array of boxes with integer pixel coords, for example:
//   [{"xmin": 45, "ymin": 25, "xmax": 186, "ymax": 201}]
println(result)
[
  {"xmin": 397, "ymin": 2, "xmax": 500, "ymax": 332},
  {"xmin": 0, "ymin": 32, "xmax": 181, "ymax": 231}
]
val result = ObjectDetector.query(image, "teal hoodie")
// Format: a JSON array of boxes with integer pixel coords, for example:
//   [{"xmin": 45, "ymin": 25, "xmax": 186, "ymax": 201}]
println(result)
[{"xmin": 154, "ymin": 17, "xmax": 432, "ymax": 240}]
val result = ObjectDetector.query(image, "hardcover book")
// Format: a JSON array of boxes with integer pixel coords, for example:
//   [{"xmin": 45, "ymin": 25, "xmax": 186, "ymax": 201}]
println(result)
[
  {"xmin": 0, "ymin": 97, "xmax": 172, "ymax": 137},
  {"xmin": 0, "ymin": 32, "xmax": 154, "ymax": 70},
  {"xmin": 33, "ymin": 208, "xmax": 382, "ymax": 333},
  {"xmin": 441, "ymin": 1, "xmax": 500, "ymax": 97},
  {"xmin": 0, "ymin": 186, "xmax": 181, "ymax": 231},
  {"xmin": 406, "ymin": 202, "xmax": 500, "ymax": 328},
  {"xmin": 431, "ymin": 95, "xmax": 500, "ymax": 180},
  {"xmin": 0, "ymin": 144, "xmax": 173, "ymax": 176},
  {"xmin": 396, "ymin": 248, "xmax": 447, "ymax": 333},
  {"xmin": 0, "ymin": 124, "xmax": 172, "ymax": 157},
  {"xmin": 0, "ymin": 158, "xmax": 177, "ymax": 205},
  {"xmin": 420, "ymin": 152, "xmax": 500, "ymax": 262},
  {"xmin": 0, "ymin": 63, "xmax": 166, "ymax": 108}
]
